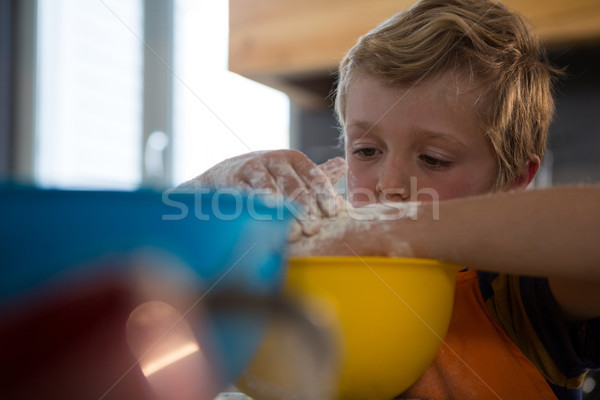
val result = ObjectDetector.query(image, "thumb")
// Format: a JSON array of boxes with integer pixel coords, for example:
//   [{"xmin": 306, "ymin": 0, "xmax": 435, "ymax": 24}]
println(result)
[{"xmin": 318, "ymin": 157, "xmax": 348, "ymax": 185}]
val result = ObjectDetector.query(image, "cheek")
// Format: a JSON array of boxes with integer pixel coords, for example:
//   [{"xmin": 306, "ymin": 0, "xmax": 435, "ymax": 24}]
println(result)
[
  {"xmin": 345, "ymin": 164, "xmax": 378, "ymax": 206},
  {"xmin": 429, "ymin": 171, "xmax": 495, "ymax": 200}
]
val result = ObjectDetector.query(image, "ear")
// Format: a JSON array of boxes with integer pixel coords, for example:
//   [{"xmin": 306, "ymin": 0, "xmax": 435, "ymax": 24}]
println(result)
[{"xmin": 508, "ymin": 155, "xmax": 541, "ymax": 190}]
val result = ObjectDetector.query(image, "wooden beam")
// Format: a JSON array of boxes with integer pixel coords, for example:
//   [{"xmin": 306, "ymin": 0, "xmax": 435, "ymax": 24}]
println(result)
[
  {"xmin": 229, "ymin": 0, "xmax": 600, "ymax": 107},
  {"xmin": 229, "ymin": 0, "xmax": 412, "ymax": 77},
  {"xmin": 504, "ymin": 0, "xmax": 600, "ymax": 45}
]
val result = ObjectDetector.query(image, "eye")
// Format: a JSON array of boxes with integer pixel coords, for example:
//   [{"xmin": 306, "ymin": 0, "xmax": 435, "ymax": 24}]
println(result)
[
  {"xmin": 419, "ymin": 154, "xmax": 452, "ymax": 169},
  {"xmin": 352, "ymin": 148, "xmax": 380, "ymax": 159}
]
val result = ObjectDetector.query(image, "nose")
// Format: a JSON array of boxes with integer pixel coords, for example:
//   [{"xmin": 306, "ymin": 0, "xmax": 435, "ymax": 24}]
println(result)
[{"xmin": 376, "ymin": 157, "xmax": 411, "ymax": 202}]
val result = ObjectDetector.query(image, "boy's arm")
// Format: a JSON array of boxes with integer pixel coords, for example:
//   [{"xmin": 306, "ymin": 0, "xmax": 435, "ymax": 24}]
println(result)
[
  {"xmin": 291, "ymin": 186, "xmax": 600, "ymax": 321},
  {"xmin": 411, "ymin": 186, "xmax": 600, "ymax": 321}
]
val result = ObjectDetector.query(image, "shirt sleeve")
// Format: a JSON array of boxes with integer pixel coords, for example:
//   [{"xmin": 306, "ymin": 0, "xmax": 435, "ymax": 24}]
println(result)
[
  {"xmin": 517, "ymin": 274, "xmax": 600, "ymax": 371},
  {"xmin": 478, "ymin": 271, "xmax": 600, "ymax": 398}
]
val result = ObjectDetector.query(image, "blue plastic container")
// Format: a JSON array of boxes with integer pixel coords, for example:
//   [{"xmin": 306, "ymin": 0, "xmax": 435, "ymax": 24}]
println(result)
[{"xmin": 0, "ymin": 185, "xmax": 292, "ymax": 393}]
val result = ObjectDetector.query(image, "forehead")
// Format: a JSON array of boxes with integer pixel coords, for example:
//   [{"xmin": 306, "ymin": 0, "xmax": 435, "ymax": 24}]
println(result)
[
  {"xmin": 343, "ymin": 72, "xmax": 488, "ymax": 144},
  {"xmin": 346, "ymin": 70, "xmax": 485, "ymax": 113}
]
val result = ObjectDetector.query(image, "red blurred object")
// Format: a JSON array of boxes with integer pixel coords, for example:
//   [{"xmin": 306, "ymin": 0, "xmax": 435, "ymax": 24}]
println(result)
[
  {"xmin": 0, "ymin": 261, "xmax": 222, "ymax": 400},
  {"xmin": 1, "ymin": 273, "xmax": 154, "ymax": 399}
]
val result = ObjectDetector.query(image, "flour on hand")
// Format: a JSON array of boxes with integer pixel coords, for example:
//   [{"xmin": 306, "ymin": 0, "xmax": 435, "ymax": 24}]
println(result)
[{"xmin": 289, "ymin": 199, "xmax": 417, "ymax": 258}]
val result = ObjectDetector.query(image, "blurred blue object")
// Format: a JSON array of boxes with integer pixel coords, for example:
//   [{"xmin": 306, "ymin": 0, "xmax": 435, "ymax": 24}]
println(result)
[
  {"xmin": 0, "ymin": 184, "xmax": 292, "ymax": 398},
  {"xmin": 0, "ymin": 185, "xmax": 291, "ymax": 300}
]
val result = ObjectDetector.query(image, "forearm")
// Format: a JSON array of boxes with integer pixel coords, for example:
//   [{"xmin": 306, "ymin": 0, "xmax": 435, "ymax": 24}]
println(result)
[
  {"xmin": 291, "ymin": 186, "xmax": 600, "ymax": 320},
  {"xmin": 410, "ymin": 186, "xmax": 600, "ymax": 281}
]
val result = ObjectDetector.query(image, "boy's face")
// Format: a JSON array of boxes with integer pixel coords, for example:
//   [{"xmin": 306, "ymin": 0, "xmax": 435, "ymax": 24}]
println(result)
[{"xmin": 344, "ymin": 73, "xmax": 497, "ymax": 206}]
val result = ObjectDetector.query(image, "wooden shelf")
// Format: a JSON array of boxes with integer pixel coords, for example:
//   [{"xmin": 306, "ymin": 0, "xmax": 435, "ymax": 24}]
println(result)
[{"xmin": 229, "ymin": 0, "xmax": 600, "ymax": 108}]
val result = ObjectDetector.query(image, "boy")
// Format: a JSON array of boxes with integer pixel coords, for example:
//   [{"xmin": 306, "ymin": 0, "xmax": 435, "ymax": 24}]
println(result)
[{"xmin": 182, "ymin": 0, "xmax": 600, "ymax": 398}]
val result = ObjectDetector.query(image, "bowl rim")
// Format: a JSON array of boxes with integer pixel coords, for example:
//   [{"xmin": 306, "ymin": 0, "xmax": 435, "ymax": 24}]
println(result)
[{"xmin": 288, "ymin": 256, "xmax": 463, "ymax": 270}]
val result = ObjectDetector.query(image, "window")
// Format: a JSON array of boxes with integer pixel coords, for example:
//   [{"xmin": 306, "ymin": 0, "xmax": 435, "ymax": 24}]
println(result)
[
  {"xmin": 33, "ymin": 0, "xmax": 290, "ymax": 190},
  {"xmin": 172, "ymin": 0, "xmax": 290, "ymax": 185},
  {"xmin": 36, "ymin": 0, "xmax": 144, "ymax": 189}
]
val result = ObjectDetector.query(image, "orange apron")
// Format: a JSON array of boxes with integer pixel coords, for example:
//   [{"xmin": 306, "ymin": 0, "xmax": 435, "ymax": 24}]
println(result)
[{"xmin": 400, "ymin": 269, "xmax": 558, "ymax": 400}]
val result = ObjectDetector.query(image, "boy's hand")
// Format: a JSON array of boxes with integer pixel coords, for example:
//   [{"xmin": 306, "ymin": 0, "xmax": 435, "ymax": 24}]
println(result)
[
  {"xmin": 179, "ymin": 150, "xmax": 348, "ymax": 240},
  {"xmin": 290, "ymin": 203, "xmax": 418, "ymax": 258}
]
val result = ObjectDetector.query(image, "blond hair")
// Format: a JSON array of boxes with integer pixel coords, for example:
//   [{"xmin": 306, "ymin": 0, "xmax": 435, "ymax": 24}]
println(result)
[{"xmin": 335, "ymin": 0, "xmax": 562, "ymax": 189}]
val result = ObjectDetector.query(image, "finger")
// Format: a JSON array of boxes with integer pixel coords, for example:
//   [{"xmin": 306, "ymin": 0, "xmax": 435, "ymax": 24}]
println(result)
[
  {"xmin": 265, "ymin": 159, "xmax": 322, "ymax": 236},
  {"xmin": 315, "ymin": 157, "xmax": 348, "ymax": 217},
  {"xmin": 238, "ymin": 158, "xmax": 280, "ymax": 194},
  {"xmin": 318, "ymin": 157, "xmax": 348, "ymax": 185},
  {"xmin": 294, "ymin": 158, "xmax": 344, "ymax": 218},
  {"xmin": 287, "ymin": 220, "xmax": 303, "ymax": 242},
  {"xmin": 238, "ymin": 160, "xmax": 313, "ymax": 239},
  {"xmin": 285, "ymin": 155, "xmax": 339, "ymax": 222}
]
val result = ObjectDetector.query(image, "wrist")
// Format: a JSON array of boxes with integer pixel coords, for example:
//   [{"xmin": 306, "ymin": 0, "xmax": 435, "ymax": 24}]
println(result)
[{"xmin": 404, "ymin": 201, "xmax": 444, "ymax": 261}]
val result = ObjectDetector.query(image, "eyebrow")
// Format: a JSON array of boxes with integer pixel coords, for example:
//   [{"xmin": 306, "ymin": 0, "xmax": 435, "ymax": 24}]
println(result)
[
  {"xmin": 415, "ymin": 129, "xmax": 469, "ymax": 149},
  {"xmin": 346, "ymin": 120, "xmax": 469, "ymax": 149},
  {"xmin": 345, "ymin": 120, "xmax": 379, "ymax": 137}
]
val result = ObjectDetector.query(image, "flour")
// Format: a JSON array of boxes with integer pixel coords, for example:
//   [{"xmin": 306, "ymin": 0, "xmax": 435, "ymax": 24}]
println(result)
[
  {"xmin": 318, "ymin": 157, "xmax": 348, "ymax": 184},
  {"xmin": 289, "ymin": 198, "xmax": 416, "ymax": 257},
  {"xmin": 288, "ymin": 209, "xmax": 353, "ymax": 257},
  {"xmin": 346, "ymin": 201, "xmax": 421, "ymax": 221},
  {"xmin": 178, "ymin": 152, "xmax": 259, "ymax": 189},
  {"xmin": 177, "ymin": 152, "xmax": 414, "ymax": 257}
]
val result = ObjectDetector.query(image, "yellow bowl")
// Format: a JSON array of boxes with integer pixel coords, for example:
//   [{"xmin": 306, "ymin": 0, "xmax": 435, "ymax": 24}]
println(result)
[{"xmin": 237, "ymin": 256, "xmax": 461, "ymax": 400}]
